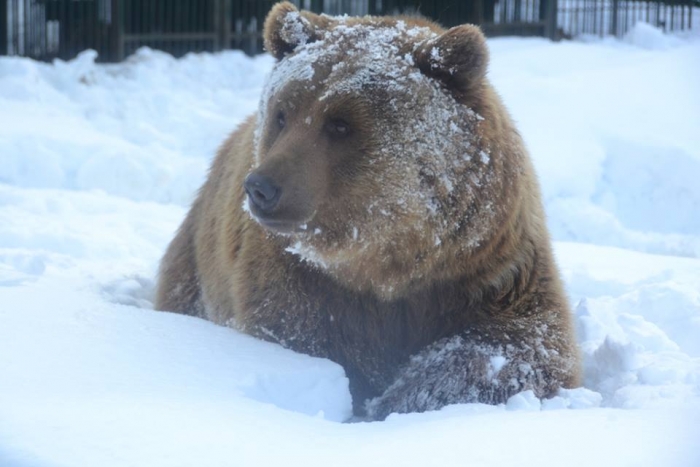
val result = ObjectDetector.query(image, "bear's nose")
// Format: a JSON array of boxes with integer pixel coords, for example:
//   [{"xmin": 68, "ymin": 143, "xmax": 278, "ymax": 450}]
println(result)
[{"xmin": 244, "ymin": 173, "xmax": 281, "ymax": 213}]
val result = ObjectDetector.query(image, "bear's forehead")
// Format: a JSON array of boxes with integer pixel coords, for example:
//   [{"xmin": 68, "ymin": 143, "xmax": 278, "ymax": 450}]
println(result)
[
  {"xmin": 255, "ymin": 14, "xmax": 480, "ymax": 166},
  {"xmin": 279, "ymin": 13, "xmax": 438, "ymax": 60},
  {"xmin": 263, "ymin": 19, "xmax": 440, "ymax": 106},
  {"xmin": 311, "ymin": 19, "xmax": 437, "ymax": 60}
]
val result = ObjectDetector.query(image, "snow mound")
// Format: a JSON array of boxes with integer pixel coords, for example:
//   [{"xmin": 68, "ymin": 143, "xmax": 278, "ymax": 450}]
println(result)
[
  {"xmin": 488, "ymin": 33, "xmax": 700, "ymax": 258},
  {"xmin": 557, "ymin": 243, "xmax": 700, "ymax": 410},
  {"xmin": 623, "ymin": 22, "xmax": 684, "ymax": 50},
  {"xmin": 0, "ymin": 277, "xmax": 352, "ymax": 423},
  {"xmin": 0, "ymin": 48, "xmax": 274, "ymax": 204},
  {"xmin": 507, "ymin": 390, "xmax": 542, "ymax": 411}
]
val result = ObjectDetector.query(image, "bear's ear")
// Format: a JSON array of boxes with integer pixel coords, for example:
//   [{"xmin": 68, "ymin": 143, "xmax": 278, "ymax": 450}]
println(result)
[
  {"xmin": 413, "ymin": 24, "xmax": 489, "ymax": 96},
  {"xmin": 264, "ymin": 2, "xmax": 319, "ymax": 60}
]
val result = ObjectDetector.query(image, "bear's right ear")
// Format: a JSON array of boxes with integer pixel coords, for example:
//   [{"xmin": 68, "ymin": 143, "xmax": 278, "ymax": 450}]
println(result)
[
  {"xmin": 413, "ymin": 24, "xmax": 489, "ymax": 97},
  {"xmin": 264, "ymin": 2, "xmax": 319, "ymax": 60}
]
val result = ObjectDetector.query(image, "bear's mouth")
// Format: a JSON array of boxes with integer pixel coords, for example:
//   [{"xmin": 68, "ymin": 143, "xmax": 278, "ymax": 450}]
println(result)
[
  {"xmin": 247, "ymin": 204, "xmax": 317, "ymax": 236},
  {"xmin": 244, "ymin": 182, "xmax": 317, "ymax": 235},
  {"xmin": 254, "ymin": 217, "xmax": 305, "ymax": 234}
]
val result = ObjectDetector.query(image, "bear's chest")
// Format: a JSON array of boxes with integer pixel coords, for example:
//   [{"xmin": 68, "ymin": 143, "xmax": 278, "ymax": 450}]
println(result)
[{"xmin": 241, "ymin": 269, "xmax": 477, "ymax": 400}]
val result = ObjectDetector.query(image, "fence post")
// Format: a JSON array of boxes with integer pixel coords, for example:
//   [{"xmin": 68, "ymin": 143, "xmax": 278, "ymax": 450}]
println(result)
[
  {"xmin": 213, "ymin": 0, "xmax": 221, "ymax": 51},
  {"xmin": 483, "ymin": 0, "xmax": 496, "ymax": 23},
  {"xmin": 543, "ymin": 0, "xmax": 558, "ymax": 40},
  {"xmin": 689, "ymin": 0, "xmax": 693, "ymax": 31},
  {"xmin": 309, "ymin": 0, "xmax": 323, "ymax": 14},
  {"xmin": 514, "ymin": 0, "xmax": 522, "ymax": 22},
  {"xmin": 219, "ymin": 0, "xmax": 231, "ymax": 51},
  {"xmin": 0, "ymin": 0, "xmax": 7, "ymax": 55},
  {"xmin": 368, "ymin": 0, "xmax": 378, "ymax": 15},
  {"xmin": 111, "ymin": 0, "xmax": 124, "ymax": 62}
]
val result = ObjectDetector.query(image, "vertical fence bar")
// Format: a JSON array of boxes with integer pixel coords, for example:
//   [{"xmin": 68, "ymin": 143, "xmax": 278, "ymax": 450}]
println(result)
[
  {"xmin": 543, "ymin": 0, "xmax": 558, "ymax": 39},
  {"xmin": 213, "ymin": 0, "xmax": 220, "ymax": 50},
  {"xmin": 540, "ymin": 0, "xmax": 548, "ymax": 33},
  {"xmin": 11, "ymin": 0, "xmax": 16, "ymax": 54},
  {"xmin": 670, "ymin": 1, "xmax": 675, "ymax": 30},
  {"xmin": 87, "ymin": 0, "xmax": 94, "ymax": 59},
  {"xmin": 191, "ymin": 0, "xmax": 197, "ymax": 54},
  {"xmin": 602, "ymin": 0, "xmax": 607, "ymax": 36},
  {"xmin": 0, "ymin": 0, "xmax": 6, "ymax": 54},
  {"xmin": 203, "ymin": 0, "xmax": 209, "ymax": 52},
  {"xmin": 103, "ymin": 0, "xmax": 108, "ymax": 60},
  {"xmin": 620, "ymin": 0, "xmax": 624, "ymax": 35},
  {"xmin": 114, "ymin": 0, "xmax": 124, "ymax": 61},
  {"xmin": 27, "ymin": 0, "xmax": 31, "ymax": 55},
  {"xmin": 660, "ymin": 1, "xmax": 664, "ymax": 28},
  {"xmin": 514, "ymin": 0, "xmax": 522, "ymax": 20},
  {"xmin": 202, "ymin": 0, "xmax": 209, "ymax": 52},
  {"xmin": 222, "ymin": 0, "xmax": 231, "ymax": 50},
  {"xmin": 95, "ymin": 0, "xmax": 101, "ymax": 60},
  {"xmin": 368, "ymin": 0, "xmax": 378, "ymax": 15},
  {"xmin": 150, "ymin": 0, "xmax": 159, "ymax": 48},
  {"xmin": 166, "ymin": 0, "xmax": 173, "ymax": 54},
  {"xmin": 18, "ymin": 0, "xmax": 23, "ymax": 54},
  {"xmin": 654, "ymin": 0, "xmax": 659, "ymax": 27},
  {"xmin": 134, "ymin": 0, "xmax": 139, "ymax": 54},
  {"xmin": 232, "ymin": 0, "xmax": 240, "ymax": 52},
  {"xmin": 689, "ymin": 0, "xmax": 693, "ymax": 30},
  {"xmin": 5, "ymin": 0, "xmax": 9, "ymax": 54},
  {"xmin": 196, "ymin": 0, "xmax": 202, "ymax": 53},
  {"xmin": 681, "ymin": 1, "xmax": 685, "ymax": 29},
  {"xmin": 21, "ymin": 0, "xmax": 25, "ymax": 56}
]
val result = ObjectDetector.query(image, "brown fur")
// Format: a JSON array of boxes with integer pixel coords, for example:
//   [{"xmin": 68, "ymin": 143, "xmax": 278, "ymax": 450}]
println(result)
[{"xmin": 155, "ymin": 2, "xmax": 581, "ymax": 419}]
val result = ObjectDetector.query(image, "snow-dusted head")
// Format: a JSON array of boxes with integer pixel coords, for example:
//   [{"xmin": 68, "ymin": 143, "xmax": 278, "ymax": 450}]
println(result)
[{"xmin": 245, "ymin": 2, "xmax": 522, "ymax": 300}]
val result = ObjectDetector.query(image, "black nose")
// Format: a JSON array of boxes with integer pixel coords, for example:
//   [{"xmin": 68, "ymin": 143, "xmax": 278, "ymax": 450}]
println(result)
[{"xmin": 244, "ymin": 173, "xmax": 281, "ymax": 213}]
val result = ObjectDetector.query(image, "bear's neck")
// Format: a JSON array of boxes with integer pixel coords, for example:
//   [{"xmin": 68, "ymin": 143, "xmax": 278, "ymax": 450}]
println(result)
[{"xmin": 429, "ymin": 207, "xmax": 545, "ymax": 311}]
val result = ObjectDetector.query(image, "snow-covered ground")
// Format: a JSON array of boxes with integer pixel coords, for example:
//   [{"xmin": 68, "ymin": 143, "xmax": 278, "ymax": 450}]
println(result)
[{"xmin": 1, "ymin": 22, "xmax": 699, "ymax": 466}]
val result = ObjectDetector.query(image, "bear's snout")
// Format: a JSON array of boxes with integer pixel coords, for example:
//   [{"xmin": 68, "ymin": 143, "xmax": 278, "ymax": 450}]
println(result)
[
  {"xmin": 244, "ymin": 172, "xmax": 281, "ymax": 214},
  {"xmin": 243, "ymin": 168, "xmax": 316, "ymax": 232}
]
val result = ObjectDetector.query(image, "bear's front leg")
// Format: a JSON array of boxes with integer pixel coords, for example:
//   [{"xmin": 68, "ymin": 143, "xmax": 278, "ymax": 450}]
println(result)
[{"xmin": 366, "ymin": 322, "xmax": 579, "ymax": 420}]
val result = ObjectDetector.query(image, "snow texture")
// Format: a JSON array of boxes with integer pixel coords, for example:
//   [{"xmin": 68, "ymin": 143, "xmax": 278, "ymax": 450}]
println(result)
[
  {"xmin": 279, "ymin": 11, "xmax": 313, "ymax": 47},
  {"xmin": 1, "ymin": 22, "xmax": 700, "ymax": 467}
]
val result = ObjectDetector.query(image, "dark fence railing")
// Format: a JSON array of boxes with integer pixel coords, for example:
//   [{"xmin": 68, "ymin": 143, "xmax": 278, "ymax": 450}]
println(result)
[
  {"xmin": 1, "ymin": 0, "xmax": 696, "ymax": 62},
  {"xmin": 558, "ymin": 0, "xmax": 695, "ymax": 37}
]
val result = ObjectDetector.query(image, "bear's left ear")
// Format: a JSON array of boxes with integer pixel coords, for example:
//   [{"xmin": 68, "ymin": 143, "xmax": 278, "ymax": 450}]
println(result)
[
  {"xmin": 264, "ymin": 2, "xmax": 320, "ymax": 60},
  {"xmin": 413, "ymin": 24, "xmax": 489, "ymax": 96}
]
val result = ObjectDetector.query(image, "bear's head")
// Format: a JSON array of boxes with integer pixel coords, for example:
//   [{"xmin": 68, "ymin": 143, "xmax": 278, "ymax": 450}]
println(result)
[{"xmin": 244, "ymin": 2, "xmax": 522, "ymax": 300}]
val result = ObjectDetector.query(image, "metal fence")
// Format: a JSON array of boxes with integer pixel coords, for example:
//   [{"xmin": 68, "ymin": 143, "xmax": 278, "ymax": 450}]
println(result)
[
  {"xmin": 1, "ymin": 0, "xmax": 696, "ymax": 62},
  {"xmin": 558, "ymin": 0, "xmax": 695, "ymax": 37}
]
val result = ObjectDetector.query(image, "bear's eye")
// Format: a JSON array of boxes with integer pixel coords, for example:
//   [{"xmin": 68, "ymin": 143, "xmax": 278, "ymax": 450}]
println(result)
[
  {"xmin": 326, "ymin": 119, "xmax": 350, "ymax": 137},
  {"xmin": 276, "ymin": 111, "xmax": 286, "ymax": 129}
]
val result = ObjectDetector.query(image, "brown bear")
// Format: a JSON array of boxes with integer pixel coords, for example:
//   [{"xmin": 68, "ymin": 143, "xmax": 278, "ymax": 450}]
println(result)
[{"xmin": 155, "ymin": 1, "xmax": 581, "ymax": 420}]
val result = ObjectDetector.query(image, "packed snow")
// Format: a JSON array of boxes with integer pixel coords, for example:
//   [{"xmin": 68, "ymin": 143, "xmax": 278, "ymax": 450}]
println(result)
[{"xmin": 1, "ymin": 22, "xmax": 699, "ymax": 466}]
